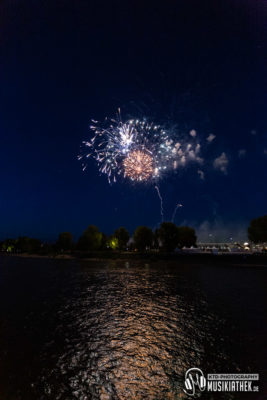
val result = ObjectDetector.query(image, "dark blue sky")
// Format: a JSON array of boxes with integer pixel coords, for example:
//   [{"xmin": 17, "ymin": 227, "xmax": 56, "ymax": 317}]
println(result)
[{"xmin": 1, "ymin": 0, "xmax": 266, "ymax": 241}]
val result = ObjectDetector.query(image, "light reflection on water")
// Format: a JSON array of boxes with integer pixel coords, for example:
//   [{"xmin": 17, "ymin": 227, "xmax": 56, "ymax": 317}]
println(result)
[{"xmin": 0, "ymin": 257, "xmax": 265, "ymax": 399}]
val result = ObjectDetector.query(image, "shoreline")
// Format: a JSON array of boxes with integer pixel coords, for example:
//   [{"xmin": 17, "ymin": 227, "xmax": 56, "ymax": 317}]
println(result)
[{"xmin": 2, "ymin": 251, "xmax": 267, "ymax": 267}]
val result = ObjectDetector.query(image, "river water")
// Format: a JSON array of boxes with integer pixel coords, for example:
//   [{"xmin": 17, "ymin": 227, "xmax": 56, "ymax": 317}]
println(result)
[{"xmin": 0, "ymin": 256, "xmax": 266, "ymax": 399}]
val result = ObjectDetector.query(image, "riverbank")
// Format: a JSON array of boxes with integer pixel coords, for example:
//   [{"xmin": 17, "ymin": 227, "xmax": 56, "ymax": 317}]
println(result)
[{"xmin": 2, "ymin": 251, "xmax": 267, "ymax": 266}]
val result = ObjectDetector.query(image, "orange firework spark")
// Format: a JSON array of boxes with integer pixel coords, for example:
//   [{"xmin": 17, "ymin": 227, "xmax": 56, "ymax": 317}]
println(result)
[{"xmin": 123, "ymin": 150, "xmax": 153, "ymax": 181}]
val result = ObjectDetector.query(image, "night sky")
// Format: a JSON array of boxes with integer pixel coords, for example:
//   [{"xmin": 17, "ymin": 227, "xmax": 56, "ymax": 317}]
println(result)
[{"xmin": 1, "ymin": 0, "xmax": 266, "ymax": 242}]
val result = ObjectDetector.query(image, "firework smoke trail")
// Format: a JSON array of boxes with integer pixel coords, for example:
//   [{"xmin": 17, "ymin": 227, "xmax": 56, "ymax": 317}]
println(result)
[
  {"xmin": 171, "ymin": 203, "xmax": 183, "ymax": 223},
  {"xmin": 155, "ymin": 185, "xmax": 164, "ymax": 222}
]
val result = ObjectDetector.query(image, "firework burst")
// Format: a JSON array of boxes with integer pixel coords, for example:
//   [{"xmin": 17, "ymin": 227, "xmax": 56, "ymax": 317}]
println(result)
[
  {"xmin": 123, "ymin": 150, "xmax": 153, "ymax": 181},
  {"xmin": 79, "ymin": 110, "xmax": 203, "ymax": 184}
]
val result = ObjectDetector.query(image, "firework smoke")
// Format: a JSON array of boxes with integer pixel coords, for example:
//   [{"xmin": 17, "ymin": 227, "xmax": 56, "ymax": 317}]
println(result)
[
  {"xmin": 171, "ymin": 203, "xmax": 183, "ymax": 223},
  {"xmin": 155, "ymin": 185, "xmax": 164, "ymax": 222}
]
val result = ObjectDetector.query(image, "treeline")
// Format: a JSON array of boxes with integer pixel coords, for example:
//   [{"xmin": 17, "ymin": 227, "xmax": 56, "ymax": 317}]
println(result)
[
  {"xmin": 0, "ymin": 222, "xmax": 197, "ymax": 255},
  {"xmin": 1, "ymin": 215, "xmax": 266, "ymax": 255}
]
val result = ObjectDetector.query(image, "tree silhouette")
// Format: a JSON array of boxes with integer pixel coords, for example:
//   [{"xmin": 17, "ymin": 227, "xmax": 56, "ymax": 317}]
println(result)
[
  {"xmin": 248, "ymin": 215, "xmax": 267, "ymax": 244},
  {"xmin": 157, "ymin": 222, "xmax": 179, "ymax": 251},
  {"xmin": 177, "ymin": 226, "xmax": 197, "ymax": 248},
  {"xmin": 77, "ymin": 225, "xmax": 102, "ymax": 251},
  {"xmin": 100, "ymin": 233, "xmax": 108, "ymax": 250},
  {"xmin": 16, "ymin": 237, "xmax": 32, "ymax": 253},
  {"xmin": 2, "ymin": 239, "xmax": 16, "ymax": 252},
  {"xmin": 56, "ymin": 232, "xmax": 73, "ymax": 251},
  {"xmin": 16, "ymin": 237, "xmax": 42, "ymax": 253},
  {"xmin": 114, "ymin": 227, "xmax": 130, "ymax": 250},
  {"xmin": 133, "ymin": 226, "xmax": 153, "ymax": 251},
  {"xmin": 154, "ymin": 228, "xmax": 160, "ymax": 249}
]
